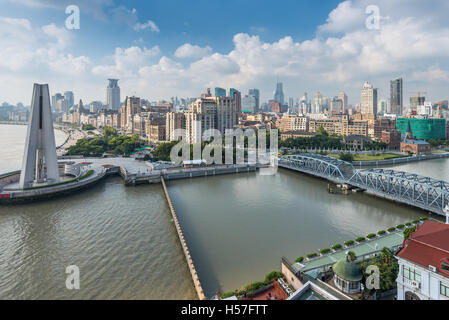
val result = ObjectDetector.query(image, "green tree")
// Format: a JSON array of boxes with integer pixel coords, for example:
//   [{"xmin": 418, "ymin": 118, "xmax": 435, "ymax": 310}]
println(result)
[{"xmin": 404, "ymin": 226, "xmax": 417, "ymax": 240}]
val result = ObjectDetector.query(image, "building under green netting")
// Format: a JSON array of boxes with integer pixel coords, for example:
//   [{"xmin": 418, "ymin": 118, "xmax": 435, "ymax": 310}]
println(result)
[{"xmin": 396, "ymin": 118, "xmax": 446, "ymax": 140}]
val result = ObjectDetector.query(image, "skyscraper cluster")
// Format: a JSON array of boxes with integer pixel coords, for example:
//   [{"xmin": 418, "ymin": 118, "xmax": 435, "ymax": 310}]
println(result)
[{"xmin": 166, "ymin": 88, "xmax": 241, "ymax": 144}]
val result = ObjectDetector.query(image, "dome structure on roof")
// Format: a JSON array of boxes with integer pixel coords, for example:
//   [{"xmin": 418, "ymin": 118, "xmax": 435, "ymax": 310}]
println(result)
[{"xmin": 332, "ymin": 255, "xmax": 362, "ymax": 294}]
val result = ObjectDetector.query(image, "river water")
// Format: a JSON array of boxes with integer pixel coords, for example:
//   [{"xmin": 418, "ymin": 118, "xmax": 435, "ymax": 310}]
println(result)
[{"xmin": 0, "ymin": 124, "xmax": 446, "ymax": 299}]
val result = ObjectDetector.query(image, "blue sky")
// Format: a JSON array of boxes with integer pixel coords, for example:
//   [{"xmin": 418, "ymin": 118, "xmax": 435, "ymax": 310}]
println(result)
[{"xmin": 1, "ymin": 0, "xmax": 449, "ymax": 106}]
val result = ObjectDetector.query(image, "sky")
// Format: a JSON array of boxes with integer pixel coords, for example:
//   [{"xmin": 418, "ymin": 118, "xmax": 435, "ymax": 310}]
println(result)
[{"xmin": 1, "ymin": 0, "xmax": 449, "ymax": 106}]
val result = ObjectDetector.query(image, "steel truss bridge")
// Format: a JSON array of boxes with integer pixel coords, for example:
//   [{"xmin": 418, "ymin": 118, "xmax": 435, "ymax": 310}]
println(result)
[{"xmin": 279, "ymin": 154, "xmax": 449, "ymax": 216}]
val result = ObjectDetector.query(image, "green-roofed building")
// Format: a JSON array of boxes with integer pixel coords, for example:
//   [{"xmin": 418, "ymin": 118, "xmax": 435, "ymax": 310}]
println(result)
[
  {"xmin": 332, "ymin": 256, "xmax": 363, "ymax": 294},
  {"xmin": 396, "ymin": 118, "xmax": 446, "ymax": 141}
]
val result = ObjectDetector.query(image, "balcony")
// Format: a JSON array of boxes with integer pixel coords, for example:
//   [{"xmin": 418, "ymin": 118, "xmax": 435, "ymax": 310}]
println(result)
[{"xmin": 402, "ymin": 277, "xmax": 421, "ymax": 290}]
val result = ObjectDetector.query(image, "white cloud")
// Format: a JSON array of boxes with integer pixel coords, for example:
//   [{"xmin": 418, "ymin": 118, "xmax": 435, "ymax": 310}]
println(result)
[
  {"xmin": 134, "ymin": 20, "xmax": 160, "ymax": 33},
  {"xmin": 318, "ymin": 1, "xmax": 364, "ymax": 33},
  {"xmin": 3, "ymin": 0, "xmax": 449, "ymax": 105},
  {"xmin": 412, "ymin": 65, "xmax": 449, "ymax": 82},
  {"xmin": 174, "ymin": 44, "xmax": 213, "ymax": 59},
  {"xmin": 92, "ymin": 46, "xmax": 161, "ymax": 78}
]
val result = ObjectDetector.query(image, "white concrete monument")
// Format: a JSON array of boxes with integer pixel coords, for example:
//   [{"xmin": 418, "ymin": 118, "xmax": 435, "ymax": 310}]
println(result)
[{"xmin": 19, "ymin": 84, "xmax": 60, "ymax": 188}]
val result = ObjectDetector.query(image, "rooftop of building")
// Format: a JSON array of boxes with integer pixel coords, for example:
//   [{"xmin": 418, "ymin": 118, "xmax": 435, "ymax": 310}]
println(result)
[
  {"xmin": 397, "ymin": 221, "xmax": 449, "ymax": 274},
  {"xmin": 333, "ymin": 257, "xmax": 363, "ymax": 282}
]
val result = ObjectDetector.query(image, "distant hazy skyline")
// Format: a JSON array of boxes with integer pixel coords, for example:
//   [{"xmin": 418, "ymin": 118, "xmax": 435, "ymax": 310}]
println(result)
[{"xmin": 1, "ymin": 0, "xmax": 449, "ymax": 106}]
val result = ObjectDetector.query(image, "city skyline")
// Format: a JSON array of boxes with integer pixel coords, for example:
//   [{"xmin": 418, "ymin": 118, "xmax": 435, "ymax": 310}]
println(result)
[{"xmin": 1, "ymin": 0, "xmax": 449, "ymax": 105}]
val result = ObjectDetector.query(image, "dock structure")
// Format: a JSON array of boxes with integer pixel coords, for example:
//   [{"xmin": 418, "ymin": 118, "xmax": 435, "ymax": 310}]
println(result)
[
  {"xmin": 161, "ymin": 176, "xmax": 206, "ymax": 300},
  {"xmin": 0, "ymin": 159, "xmax": 258, "ymax": 203}
]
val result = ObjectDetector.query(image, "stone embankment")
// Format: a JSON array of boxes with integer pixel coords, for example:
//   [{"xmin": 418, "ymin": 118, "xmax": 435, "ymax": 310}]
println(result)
[{"xmin": 161, "ymin": 176, "xmax": 206, "ymax": 300}]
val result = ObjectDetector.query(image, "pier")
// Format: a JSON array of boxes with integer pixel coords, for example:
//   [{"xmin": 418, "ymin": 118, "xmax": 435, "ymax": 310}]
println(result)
[
  {"xmin": 161, "ymin": 176, "xmax": 206, "ymax": 300},
  {"xmin": 0, "ymin": 158, "xmax": 258, "ymax": 203}
]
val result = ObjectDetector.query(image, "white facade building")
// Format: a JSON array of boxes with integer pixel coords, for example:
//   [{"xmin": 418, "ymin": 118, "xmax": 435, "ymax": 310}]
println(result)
[
  {"xmin": 396, "ymin": 220, "xmax": 449, "ymax": 300},
  {"xmin": 107, "ymin": 79, "xmax": 121, "ymax": 110}
]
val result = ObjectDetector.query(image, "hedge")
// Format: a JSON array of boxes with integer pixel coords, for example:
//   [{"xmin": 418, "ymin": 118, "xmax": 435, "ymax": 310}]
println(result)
[
  {"xmin": 320, "ymin": 248, "xmax": 331, "ymax": 255},
  {"xmin": 420, "ymin": 217, "xmax": 428, "ymax": 221},
  {"xmin": 295, "ymin": 257, "xmax": 304, "ymax": 263},
  {"xmin": 332, "ymin": 244, "xmax": 342, "ymax": 251},
  {"xmin": 24, "ymin": 170, "xmax": 94, "ymax": 190},
  {"xmin": 307, "ymin": 253, "xmax": 318, "ymax": 259},
  {"xmin": 405, "ymin": 223, "xmax": 412, "ymax": 226},
  {"xmin": 367, "ymin": 233, "xmax": 376, "ymax": 239},
  {"xmin": 412, "ymin": 219, "xmax": 420, "ymax": 224},
  {"xmin": 388, "ymin": 227, "xmax": 396, "ymax": 232},
  {"xmin": 345, "ymin": 240, "xmax": 355, "ymax": 246},
  {"xmin": 265, "ymin": 271, "xmax": 283, "ymax": 283},
  {"xmin": 397, "ymin": 224, "xmax": 405, "ymax": 229},
  {"xmin": 221, "ymin": 291, "xmax": 238, "ymax": 299},
  {"xmin": 378, "ymin": 230, "xmax": 386, "ymax": 235},
  {"xmin": 356, "ymin": 236, "xmax": 366, "ymax": 242}
]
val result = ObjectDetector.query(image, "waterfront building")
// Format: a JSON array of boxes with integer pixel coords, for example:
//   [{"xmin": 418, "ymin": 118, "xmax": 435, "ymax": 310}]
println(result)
[
  {"xmin": 166, "ymin": 112, "xmax": 186, "ymax": 141},
  {"xmin": 122, "ymin": 96, "xmax": 141, "ymax": 133},
  {"xmin": 373, "ymin": 117, "xmax": 396, "ymax": 140},
  {"xmin": 107, "ymin": 79, "xmax": 121, "ymax": 110},
  {"xmin": 308, "ymin": 116, "xmax": 368, "ymax": 137},
  {"xmin": 400, "ymin": 121, "xmax": 432, "ymax": 155},
  {"xmin": 396, "ymin": 220, "xmax": 449, "ymax": 300},
  {"xmin": 382, "ymin": 129, "xmax": 402, "ymax": 151},
  {"xmin": 396, "ymin": 118, "xmax": 446, "ymax": 140},
  {"xmin": 165, "ymin": 89, "xmax": 239, "ymax": 144},
  {"xmin": 19, "ymin": 84, "xmax": 59, "ymax": 188},
  {"xmin": 342, "ymin": 135, "xmax": 373, "ymax": 151},
  {"xmin": 390, "ymin": 78, "xmax": 403, "ymax": 115},
  {"xmin": 277, "ymin": 114, "xmax": 308, "ymax": 132},
  {"xmin": 281, "ymin": 131, "xmax": 316, "ymax": 141},
  {"xmin": 361, "ymin": 81, "xmax": 378, "ymax": 115},
  {"xmin": 332, "ymin": 255, "xmax": 363, "ymax": 294}
]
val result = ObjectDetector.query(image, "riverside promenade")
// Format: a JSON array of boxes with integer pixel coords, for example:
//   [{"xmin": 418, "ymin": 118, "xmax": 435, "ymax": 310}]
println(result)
[{"xmin": 0, "ymin": 157, "xmax": 259, "ymax": 203}]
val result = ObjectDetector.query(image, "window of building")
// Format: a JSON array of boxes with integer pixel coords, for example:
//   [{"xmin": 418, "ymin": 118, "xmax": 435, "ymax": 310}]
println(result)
[
  {"xmin": 442, "ymin": 262, "xmax": 449, "ymax": 273},
  {"xmin": 403, "ymin": 266, "xmax": 421, "ymax": 283},
  {"xmin": 441, "ymin": 282, "xmax": 449, "ymax": 298}
]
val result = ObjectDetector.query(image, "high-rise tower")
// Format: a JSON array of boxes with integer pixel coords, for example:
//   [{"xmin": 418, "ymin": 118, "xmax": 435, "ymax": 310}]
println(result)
[
  {"xmin": 274, "ymin": 82, "xmax": 284, "ymax": 105},
  {"xmin": 361, "ymin": 81, "xmax": 378, "ymax": 115},
  {"xmin": 390, "ymin": 78, "xmax": 403, "ymax": 115},
  {"xmin": 19, "ymin": 84, "xmax": 59, "ymax": 189},
  {"xmin": 107, "ymin": 79, "xmax": 121, "ymax": 110}
]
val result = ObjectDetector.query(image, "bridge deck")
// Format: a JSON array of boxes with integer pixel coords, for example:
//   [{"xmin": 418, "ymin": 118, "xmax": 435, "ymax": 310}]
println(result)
[{"xmin": 280, "ymin": 154, "xmax": 449, "ymax": 216}]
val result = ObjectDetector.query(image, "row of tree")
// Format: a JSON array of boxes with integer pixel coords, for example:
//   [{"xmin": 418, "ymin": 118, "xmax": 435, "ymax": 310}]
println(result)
[{"xmin": 67, "ymin": 126, "xmax": 142, "ymax": 157}]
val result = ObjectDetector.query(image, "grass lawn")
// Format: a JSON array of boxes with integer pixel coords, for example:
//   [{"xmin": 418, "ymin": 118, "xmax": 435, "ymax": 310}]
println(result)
[{"xmin": 328, "ymin": 153, "xmax": 409, "ymax": 161}]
